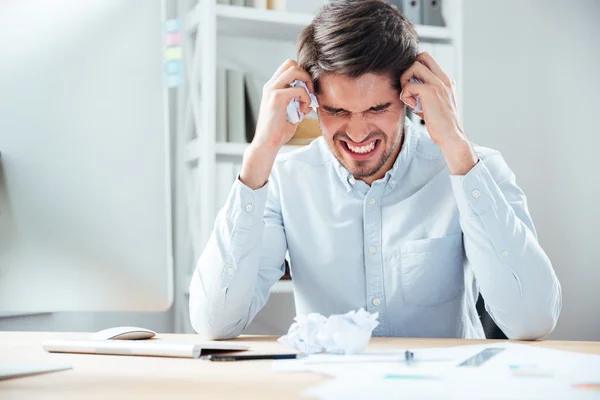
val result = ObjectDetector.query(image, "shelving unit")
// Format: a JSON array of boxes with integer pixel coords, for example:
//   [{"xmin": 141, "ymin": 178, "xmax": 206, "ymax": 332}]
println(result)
[
  {"xmin": 186, "ymin": 4, "xmax": 452, "ymax": 41},
  {"xmin": 177, "ymin": 0, "xmax": 463, "ymax": 333},
  {"xmin": 186, "ymin": 138, "xmax": 302, "ymax": 161}
]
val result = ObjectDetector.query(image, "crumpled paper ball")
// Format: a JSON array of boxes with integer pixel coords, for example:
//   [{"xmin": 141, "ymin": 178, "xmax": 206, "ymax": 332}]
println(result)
[
  {"xmin": 286, "ymin": 80, "xmax": 319, "ymax": 124},
  {"xmin": 400, "ymin": 77, "xmax": 423, "ymax": 113},
  {"xmin": 277, "ymin": 308, "xmax": 379, "ymax": 355}
]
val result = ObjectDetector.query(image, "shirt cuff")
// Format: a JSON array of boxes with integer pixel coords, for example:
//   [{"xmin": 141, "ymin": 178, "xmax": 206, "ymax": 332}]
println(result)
[
  {"xmin": 228, "ymin": 177, "xmax": 269, "ymax": 231},
  {"xmin": 450, "ymin": 160, "xmax": 496, "ymax": 217}
]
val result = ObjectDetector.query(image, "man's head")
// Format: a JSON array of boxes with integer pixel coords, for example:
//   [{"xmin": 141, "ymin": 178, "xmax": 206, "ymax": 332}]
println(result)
[{"xmin": 297, "ymin": 0, "xmax": 419, "ymax": 183}]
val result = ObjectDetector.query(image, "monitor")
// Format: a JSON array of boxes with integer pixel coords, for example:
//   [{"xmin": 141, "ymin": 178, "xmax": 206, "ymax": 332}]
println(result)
[{"xmin": 0, "ymin": 0, "xmax": 173, "ymax": 312}]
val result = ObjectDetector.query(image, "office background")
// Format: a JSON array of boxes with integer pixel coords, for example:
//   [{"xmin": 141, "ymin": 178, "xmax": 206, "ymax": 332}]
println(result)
[{"xmin": 0, "ymin": 0, "xmax": 598, "ymax": 341}]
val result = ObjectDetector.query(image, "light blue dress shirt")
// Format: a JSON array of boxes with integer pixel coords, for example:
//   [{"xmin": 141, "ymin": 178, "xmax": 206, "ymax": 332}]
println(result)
[{"xmin": 189, "ymin": 118, "xmax": 562, "ymax": 340}]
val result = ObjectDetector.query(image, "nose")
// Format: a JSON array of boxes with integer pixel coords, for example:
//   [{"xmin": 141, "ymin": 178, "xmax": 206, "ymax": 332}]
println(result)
[{"xmin": 345, "ymin": 119, "xmax": 371, "ymax": 144}]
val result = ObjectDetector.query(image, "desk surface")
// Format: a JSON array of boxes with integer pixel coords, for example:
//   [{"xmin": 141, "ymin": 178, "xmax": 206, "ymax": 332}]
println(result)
[{"xmin": 1, "ymin": 332, "xmax": 599, "ymax": 399}]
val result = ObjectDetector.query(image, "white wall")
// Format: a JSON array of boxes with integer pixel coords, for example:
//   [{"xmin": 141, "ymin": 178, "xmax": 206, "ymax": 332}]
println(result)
[{"xmin": 462, "ymin": 0, "xmax": 600, "ymax": 340}]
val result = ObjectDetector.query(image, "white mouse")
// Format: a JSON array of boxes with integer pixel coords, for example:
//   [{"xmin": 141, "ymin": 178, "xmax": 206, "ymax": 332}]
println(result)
[{"xmin": 89, "ymin": 326, "xmax": 156, "ymax": 341}]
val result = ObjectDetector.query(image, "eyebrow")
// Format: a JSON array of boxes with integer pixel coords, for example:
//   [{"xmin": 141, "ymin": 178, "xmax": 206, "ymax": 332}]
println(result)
[{"xmin": 321, "ymin": 102, "xmax": 392, "ymax": 114}]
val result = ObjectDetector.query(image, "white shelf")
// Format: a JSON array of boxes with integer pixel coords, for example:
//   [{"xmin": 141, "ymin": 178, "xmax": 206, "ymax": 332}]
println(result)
[
  {"xmin": 186, "ymin": 139, "xmax": 303, "ymax": 161},
  {"xmin": 187, "ymin": 4, "xmax": 451, "ymax": 42}
]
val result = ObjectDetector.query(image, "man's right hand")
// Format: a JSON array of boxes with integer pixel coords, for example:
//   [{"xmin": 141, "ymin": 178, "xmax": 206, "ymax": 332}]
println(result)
[{"xmin": 240, "ymin": 59, "xmax": 314, "ymax": 190}]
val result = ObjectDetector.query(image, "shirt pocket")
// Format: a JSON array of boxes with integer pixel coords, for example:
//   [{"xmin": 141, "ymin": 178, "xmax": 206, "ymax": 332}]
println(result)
[{"xmin": 395, "ymin": 233, "xmax": 465, "ymax": 307}]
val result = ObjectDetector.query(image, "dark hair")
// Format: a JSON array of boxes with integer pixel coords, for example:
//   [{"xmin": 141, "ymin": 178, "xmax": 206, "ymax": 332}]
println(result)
[{"xmin": 297, "ymin": 0, "xmax": 419, "ymax": 93}]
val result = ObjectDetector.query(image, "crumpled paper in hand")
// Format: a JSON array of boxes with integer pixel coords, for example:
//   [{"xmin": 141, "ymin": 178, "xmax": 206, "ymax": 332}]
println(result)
[
  {"xmin": 400, "ymin": 77, "xmax": 423, "ymax": 113},
  {"xmin": 277, "ymin": 308, "xmax": 379, "ymax": 355},
  {"xmin": 286, "ymin": 80, "xmax": 319, "ymax": 124}
]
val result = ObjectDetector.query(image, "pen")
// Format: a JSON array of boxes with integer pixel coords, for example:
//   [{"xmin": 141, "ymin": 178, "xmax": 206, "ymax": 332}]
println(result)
[{"xmin": 203, "ymin": 353, "xmax": 300, "ymax": 362}]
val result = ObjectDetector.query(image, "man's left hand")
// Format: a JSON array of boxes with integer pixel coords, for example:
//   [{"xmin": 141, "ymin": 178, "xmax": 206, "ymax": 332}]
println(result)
[{"xmin": 400, "ymin": 52, "xmax": 478, "ymax": 175}]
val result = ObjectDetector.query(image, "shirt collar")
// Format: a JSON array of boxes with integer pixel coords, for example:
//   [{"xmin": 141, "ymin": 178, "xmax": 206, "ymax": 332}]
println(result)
[{"xmin": 321, "ymin": 117, "xmax": 419, "ymax": 192}]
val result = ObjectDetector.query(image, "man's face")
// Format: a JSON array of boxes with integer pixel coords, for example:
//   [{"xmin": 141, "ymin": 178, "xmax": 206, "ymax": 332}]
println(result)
[{"xmin": 317, "ymin": 73, "xmax": 405, "ymax": 184}]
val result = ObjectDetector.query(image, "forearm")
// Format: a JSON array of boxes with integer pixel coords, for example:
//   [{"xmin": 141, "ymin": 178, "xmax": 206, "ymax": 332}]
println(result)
[
  {"xmin": 451, "ymin": 160, "xmax": 561, "ymax": 339},
  {"xmin": 189, "ymin": 180, "xmax": 269, "ymax": 339}
]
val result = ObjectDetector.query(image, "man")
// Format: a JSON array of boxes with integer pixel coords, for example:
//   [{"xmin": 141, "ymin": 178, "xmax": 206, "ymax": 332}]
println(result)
[{"xmin": 189, "ymin": 0, "xmax": 561, "ymax": 340}]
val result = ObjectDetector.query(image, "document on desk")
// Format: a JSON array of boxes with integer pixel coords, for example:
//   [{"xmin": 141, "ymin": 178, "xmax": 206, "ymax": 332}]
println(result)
[
  {"xmin": 43, "ymin": 339, "xmax": 249, "ymax": 359},
  {"xmin": 0, "ymin": 363, "xmax": 72, "ymax": 381},
  {"xmin": 272, "ymin": 344, "xmax": 485, "ymax": 375},
  {"xmin": 297, "ymin": 343, "xmax": 600, "ymax": 400}
]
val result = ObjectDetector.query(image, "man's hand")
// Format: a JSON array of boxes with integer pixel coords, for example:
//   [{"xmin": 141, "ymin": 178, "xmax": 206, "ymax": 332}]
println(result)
[
  {"xmin": 400, "ymin": 52, "xmax": 477, "ymax": 175},
  {"xmin": 240, "ymin": 59, "xmax": 314, "ymax": 189}
]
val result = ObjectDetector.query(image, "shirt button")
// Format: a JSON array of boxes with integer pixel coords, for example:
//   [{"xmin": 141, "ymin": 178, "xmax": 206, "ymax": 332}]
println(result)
[
  {"xmin": 372, "ymin": 298, "xmax": 381, "ymax": 306},
  {"xmin": 369, "ymin": 198, "xmax": 376, "ymax": 206},
  {"xmin": 227, "ymin": 267, "xmax": 234, "ymax": 275},
  {"xmin": 349, "ymin": 177, "xmax": 356, "ymax": 185},
  {"xmin": 390, "ymin": 179, "xmax": 397, "ymax": 186},
  {"xmin": 245, "ymin": 204, "xmax": 253, "ymax": 212},
  {"xmin": 369, "ymin": 246, "xmax": 377, "ymax": 254},
  {"xmin": 471, "ymin": 189, "xmax": 481, "ymax": 199},
  {"xmin": 501, "ymin": 250, "xmax": 508, "ymax": 258}
]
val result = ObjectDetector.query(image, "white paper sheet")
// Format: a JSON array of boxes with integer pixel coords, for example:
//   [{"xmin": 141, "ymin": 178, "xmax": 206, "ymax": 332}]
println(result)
[{"xmin": 284, "ymin": 343, "xmax": 600, "ymax": 399}]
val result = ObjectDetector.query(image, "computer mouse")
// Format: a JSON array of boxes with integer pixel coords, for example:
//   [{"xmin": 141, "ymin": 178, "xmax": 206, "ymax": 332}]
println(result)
[{"xmin": 89, "ymin": 326, "xmax": 156, "ymax": 341}]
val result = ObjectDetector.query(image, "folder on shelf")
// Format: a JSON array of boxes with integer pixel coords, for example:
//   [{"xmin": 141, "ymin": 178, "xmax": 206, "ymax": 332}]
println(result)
[
  {"xmin": 226, "ymin": 69, "xmax": 247, "ymax": 143},
  {"xmin": 422, "ymin": 0, "xmax": 445, "ymax": 27},
  {"xmin": 217, "ymin": 69, "xmax": 227, "ymax": 143}
]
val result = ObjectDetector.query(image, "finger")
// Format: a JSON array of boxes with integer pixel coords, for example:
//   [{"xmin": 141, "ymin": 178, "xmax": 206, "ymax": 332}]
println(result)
[
  {"xmin": 272, "ymin": 65, "xmax": 315, "ymax": 94},
  {"xmin": 416, "ymin": 52, "xmax": 452, "ymax": 87},
  {"xmin": 400, "ymin": 81, "xmax": 428, "ymax": 115},
  {"xmin": 272, "ymin": 87, "xmax": 312, "ymax": 111},
  {"xmin": 267, "ymin": 59, "xmax": 298, "ymax": 86},
  {"xmin": 400, "ymin": 60, "xmax": 443, "ymax": 91}
]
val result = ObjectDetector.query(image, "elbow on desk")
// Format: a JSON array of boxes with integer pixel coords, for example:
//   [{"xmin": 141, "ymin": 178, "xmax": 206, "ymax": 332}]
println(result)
[
  {"xmin": 504, "ymin": 295, "xmax": 562, "ymax": 340},
  {"xmin": 189, "ymin": 308, "xmax": 243, "ymax": 340},
  {"xmin": 188, "ymin": 296, "xmax": 245, "ymax": 340}
]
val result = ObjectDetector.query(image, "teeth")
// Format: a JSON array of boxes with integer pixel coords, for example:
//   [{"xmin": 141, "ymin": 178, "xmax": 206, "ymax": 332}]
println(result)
[{"xmin": 348, "ymin": 141, "xmax": 376, "ymax": 154}]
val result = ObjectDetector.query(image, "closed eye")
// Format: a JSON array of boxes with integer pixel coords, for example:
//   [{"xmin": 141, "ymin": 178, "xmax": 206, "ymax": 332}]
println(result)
[
  {"xmin": 321, "ymin": 103, "xmax": 392, "ymax": 116},
  {"xmin": 322, "ymin": 109, "xmax": 348, "ymax": 117},
  {"xmin": 368, "ymin": 103, "xmax": 392, "ymax": 113}
]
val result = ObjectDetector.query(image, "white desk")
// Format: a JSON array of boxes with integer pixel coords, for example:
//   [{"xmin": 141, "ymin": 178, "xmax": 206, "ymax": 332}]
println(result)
[{"xmin": 1, "ymin": 332, "xmax": 599, "ymax": 399}]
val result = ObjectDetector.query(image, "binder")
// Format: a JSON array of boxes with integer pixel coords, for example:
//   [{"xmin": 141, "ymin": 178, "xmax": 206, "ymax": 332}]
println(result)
[
  {"xmin": 399, "ymin": 0, "xmax": 422, "ymax": 25},
  {"xmin": 422, "ymin": 0, "xmax": 445, "ymax": 26},
  {"xmin": 226, "ymin": 69, "xmax": 247, "ymax": 143},
  {"xmin": 216, "ymin": 69, "xmax": 227, "ymax": 143}
]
